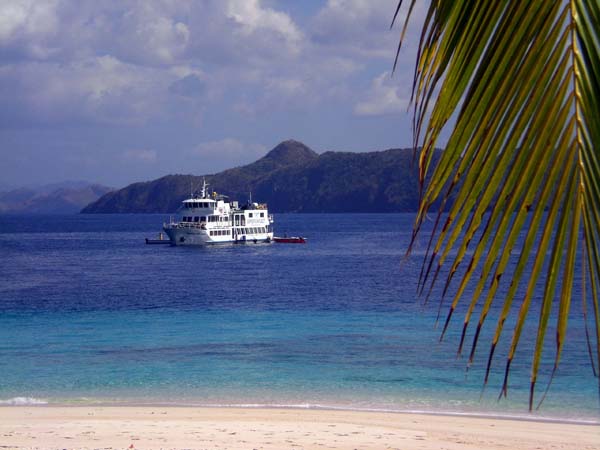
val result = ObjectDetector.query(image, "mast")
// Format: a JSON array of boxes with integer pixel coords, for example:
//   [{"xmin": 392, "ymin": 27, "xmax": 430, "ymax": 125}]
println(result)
[{"xmin": 200, "ymin": 177, "xmax": 208, "ymax": 199}]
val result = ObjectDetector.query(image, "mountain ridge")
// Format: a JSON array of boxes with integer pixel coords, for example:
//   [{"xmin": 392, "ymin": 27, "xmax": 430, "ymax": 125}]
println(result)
[
  {"xmin": 0, "ymin": 182, "xmax": 113, "ymax": 214},
  {"xmin": 82, "ymin": 141, "xmax": 437, "ymax": 213}
]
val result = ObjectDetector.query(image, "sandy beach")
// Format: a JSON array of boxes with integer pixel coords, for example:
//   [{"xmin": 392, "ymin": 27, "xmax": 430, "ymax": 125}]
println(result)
[{"xmin": 0, "ymin": 406, "xmax": 598, "ymax": 450}]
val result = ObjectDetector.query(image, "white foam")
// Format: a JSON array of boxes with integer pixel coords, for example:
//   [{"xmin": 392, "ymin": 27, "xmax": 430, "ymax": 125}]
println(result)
[{"xmin": 0, "ymin": 397, "xmax": 48, "ymax": 406}]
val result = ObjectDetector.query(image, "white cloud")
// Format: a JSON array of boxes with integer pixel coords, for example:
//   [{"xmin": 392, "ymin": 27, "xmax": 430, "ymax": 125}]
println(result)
[
  {"xmin": 0, "ymin": 0, "xmax": 59, "ymax": 41},
  {"xmin": 310, "ymin": 0, "xmax": 397, "ymax": 58},
  {"xmin": 226, "ymin": 0, "xmax": 302, "ymax": 46},
  {"xmin": 354, "ymin": 71, "xmax": 407, "ymax": 116},
  {"xmin": 0, "ymin": 1, "xmax": 420, "ymax": 128},
  {"xmin": 0, "ymin": 54, "xmax": 169, "ymax": 126}
]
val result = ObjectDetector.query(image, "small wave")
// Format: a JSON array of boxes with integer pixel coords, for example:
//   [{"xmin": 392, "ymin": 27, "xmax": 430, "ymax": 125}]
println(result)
[{"xmin": 0, "ymin": 397, "xmax": 48, "ymax": 405}]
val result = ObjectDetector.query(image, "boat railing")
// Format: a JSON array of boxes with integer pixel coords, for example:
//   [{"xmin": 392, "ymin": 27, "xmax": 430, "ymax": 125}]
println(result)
[{"xmin": 171, "ymin": 222, "xmax": 209, "ymax": 229}]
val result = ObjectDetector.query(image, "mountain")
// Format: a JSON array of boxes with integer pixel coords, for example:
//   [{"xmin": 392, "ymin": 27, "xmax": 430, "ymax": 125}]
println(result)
[
  {"xmin": 82, "ymin": 140, "xmax": 435, "ymax": 213},
  {"xmin": 0, "ymin": 182, "xmax": 113, "ymax": 214}
]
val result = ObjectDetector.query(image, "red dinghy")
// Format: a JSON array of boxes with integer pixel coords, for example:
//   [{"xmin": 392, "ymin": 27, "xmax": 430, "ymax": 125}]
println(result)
[{"xmin": 273, "ymin": 236, "xmax": 306, "ymax": 244}]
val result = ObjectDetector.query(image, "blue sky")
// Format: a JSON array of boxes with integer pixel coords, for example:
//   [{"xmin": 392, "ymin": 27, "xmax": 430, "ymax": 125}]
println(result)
[{"xmin": 0, "ymin": 0, "xmax": 426, "ymax": 188}]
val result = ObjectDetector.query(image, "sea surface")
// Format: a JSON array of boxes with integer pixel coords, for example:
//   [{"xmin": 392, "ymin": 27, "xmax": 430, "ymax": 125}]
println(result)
[{"xmin": 0, "ymin": 213, "xmax": 598, "ymax": 423}]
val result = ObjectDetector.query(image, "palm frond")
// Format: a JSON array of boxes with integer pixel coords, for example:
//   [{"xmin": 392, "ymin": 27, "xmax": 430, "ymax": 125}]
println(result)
[{"xmin": 396, "ymin": 0, "xmax": 600, "ymax": 409}]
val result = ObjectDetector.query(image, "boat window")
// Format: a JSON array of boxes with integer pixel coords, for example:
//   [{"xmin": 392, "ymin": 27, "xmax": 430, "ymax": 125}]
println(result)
[
  {"xmin": 248, "ymin": 213, "xmax": 253, "ymax": 218},
  {"xmin": 200, "ymin": 216, "xmax": 206, "ymax": 222},
  {"xmin": 194, "ymin": 217, "xmax": 199, "ymax": 222},
  {"xmin": 260, "ymin": 212, "xmax": 264, "ymax": 217}
]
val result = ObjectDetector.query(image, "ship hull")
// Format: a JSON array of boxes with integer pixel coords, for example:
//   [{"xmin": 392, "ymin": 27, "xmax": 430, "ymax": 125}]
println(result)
[{"xmin": 164, "ymin": 226, "xmax": 273, "ymax": 246}]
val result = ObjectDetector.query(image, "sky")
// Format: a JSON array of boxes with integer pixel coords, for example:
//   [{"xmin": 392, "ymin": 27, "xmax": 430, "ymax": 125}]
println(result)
[{"xmin": 0, "ymin": 0, "xmax": 427, "ymax": 188}]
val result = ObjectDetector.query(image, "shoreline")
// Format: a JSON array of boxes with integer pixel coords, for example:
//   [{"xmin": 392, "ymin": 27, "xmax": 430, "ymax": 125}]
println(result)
[
  {"xmin": 1, "ymin": 406, "xmax": 598, "ymax": 450},
  {"xmin": 1, "ymin": 397, "xmax": 598, "ymax": 426}
]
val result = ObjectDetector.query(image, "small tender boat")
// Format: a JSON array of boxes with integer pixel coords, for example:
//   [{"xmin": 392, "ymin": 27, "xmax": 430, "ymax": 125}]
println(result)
[
  {"xmin": 145, "ymin": 232, "xmax": 171, "ymax": 245},
  {"xmin": 273, "ymin": 236, "xmax": 306, "ymax": 244}
]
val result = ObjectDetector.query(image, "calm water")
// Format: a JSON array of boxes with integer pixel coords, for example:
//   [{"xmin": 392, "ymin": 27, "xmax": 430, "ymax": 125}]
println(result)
[{"xmin": 0, "ymin": 213, "xmax": 598, "ymax": 422}]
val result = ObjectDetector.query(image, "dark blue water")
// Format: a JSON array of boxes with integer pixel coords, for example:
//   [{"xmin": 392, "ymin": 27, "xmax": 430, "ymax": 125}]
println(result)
[{"xmin": 0, "ymin": 214, "xmax": 597, "ymax": 422}]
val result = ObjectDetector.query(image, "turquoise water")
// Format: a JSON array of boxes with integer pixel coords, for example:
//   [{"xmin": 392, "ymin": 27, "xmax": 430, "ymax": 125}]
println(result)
[{"xmin": 0, "ymin": 213, "xmax": 597, "ymax": 423}]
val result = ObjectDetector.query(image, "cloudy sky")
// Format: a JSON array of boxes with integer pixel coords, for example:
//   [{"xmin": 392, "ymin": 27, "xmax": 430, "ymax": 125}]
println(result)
[{"xmin": 0, "ymin": 0, "xmax": 426, "ymax": 188}]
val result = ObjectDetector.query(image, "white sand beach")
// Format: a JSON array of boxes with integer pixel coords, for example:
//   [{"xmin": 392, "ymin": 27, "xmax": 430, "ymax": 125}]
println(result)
[{"xmin": 0, "ymin": 406, "xmax": 598, "ymax": 450}]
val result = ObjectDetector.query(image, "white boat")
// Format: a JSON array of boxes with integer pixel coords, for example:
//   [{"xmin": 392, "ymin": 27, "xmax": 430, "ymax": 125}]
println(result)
[{"xmin": 163, "ymin": 180, "xmax": 274, "ymax": 246}]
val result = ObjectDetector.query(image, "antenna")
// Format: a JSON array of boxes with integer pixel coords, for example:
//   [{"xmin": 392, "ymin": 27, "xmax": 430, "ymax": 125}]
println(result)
[{"xmin": 200, "ymin": 177, "xmax": 209, "ymax": 198}]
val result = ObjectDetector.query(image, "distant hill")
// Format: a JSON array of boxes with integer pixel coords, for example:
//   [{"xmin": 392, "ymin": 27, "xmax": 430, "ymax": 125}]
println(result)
[
  {"xmin": 82, "ymin": 140, "xmax": 437, "ymax": 213},
  {"xmin": 0, "ymin": 182, "xmax": 113, "ymax": 214}
]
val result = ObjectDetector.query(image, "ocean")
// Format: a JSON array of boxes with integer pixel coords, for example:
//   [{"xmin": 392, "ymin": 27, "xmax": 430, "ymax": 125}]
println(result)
[{"xmin": 0, "ymin": 213, "xmax": 598, "ymax": 423}]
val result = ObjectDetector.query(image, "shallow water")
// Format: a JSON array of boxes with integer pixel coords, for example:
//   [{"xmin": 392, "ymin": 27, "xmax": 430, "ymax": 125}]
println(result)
[{"xmin": 0, "ymin": 213, "xmax": 597, "ymax": 422}]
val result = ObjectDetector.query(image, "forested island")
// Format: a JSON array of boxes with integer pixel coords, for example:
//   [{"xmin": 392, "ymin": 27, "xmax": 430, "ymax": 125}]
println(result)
[{"xmin": 82, "ymin": 140, "xmax": 438, "ymax": 213}]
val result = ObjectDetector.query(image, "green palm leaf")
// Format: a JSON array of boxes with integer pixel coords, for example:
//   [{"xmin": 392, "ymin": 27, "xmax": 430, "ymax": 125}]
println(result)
[{"xmin": 394, "ymin": 0, "xmax": 600, "ymax": 409}]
